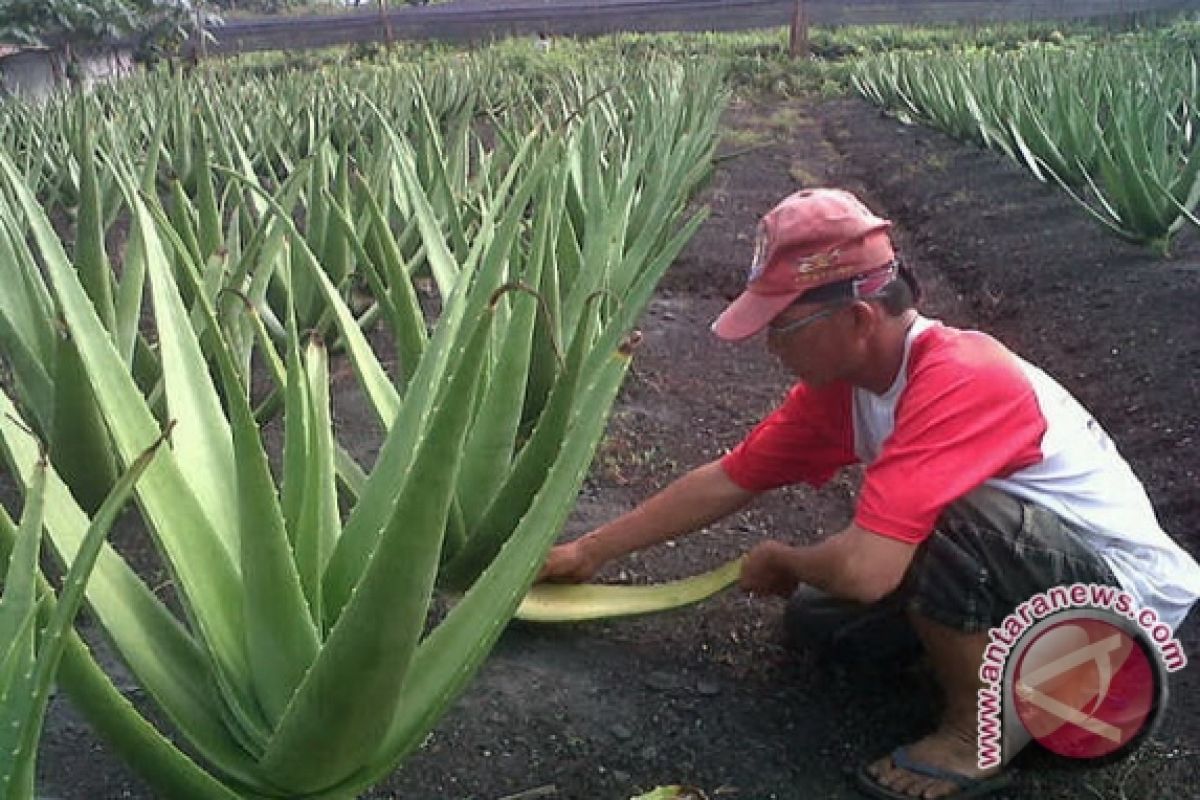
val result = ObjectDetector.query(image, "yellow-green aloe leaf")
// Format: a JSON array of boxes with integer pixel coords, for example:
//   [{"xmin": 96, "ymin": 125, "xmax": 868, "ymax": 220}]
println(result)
[
  {"xmin": 516, "ymin": 557, "xmax": 744, "ymax": 622},
  {"xmin": 629, "ymin": 786, "xmax": 707, "ymax": 800}
]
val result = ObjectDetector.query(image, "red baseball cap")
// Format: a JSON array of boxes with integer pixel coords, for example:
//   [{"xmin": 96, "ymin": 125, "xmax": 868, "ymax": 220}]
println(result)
[{"xmin": 712, "ymin": 188, "xmax": 896, "ymax": 341}]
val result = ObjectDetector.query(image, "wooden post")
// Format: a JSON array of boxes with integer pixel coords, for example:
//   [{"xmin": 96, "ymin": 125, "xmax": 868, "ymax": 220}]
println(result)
[
  {"xmin": 197, "ymin": 1, "xmax": 208, "ymax": 61},
  {"xmin": 789, "ymin": 0, "xmax": 809, "ymax": 59},
  {"xmin": 379, "ymin": 0, "xmax": 394, "ymax": 50}
]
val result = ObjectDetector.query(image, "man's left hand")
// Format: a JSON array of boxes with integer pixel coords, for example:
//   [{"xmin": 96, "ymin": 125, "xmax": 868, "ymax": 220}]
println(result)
[{"xmin": 739, "ymin": 540, "xmax": 802, "ymax": 597}]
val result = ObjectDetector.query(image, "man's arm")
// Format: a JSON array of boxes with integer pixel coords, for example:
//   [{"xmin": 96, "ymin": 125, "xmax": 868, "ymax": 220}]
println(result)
[
  {"xmin": 539, "ymin": 459, "xmax": 758, "ymax": 582},
  {"xmin": 740, "ymin": 522, "xmax": 917, "ymax": 603}
]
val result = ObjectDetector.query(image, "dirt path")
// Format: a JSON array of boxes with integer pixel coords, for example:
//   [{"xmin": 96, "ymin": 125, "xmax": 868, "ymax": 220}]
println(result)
[{"xmin": 35, "ymin": 95, "xmax": 1200, "ymax": 799}]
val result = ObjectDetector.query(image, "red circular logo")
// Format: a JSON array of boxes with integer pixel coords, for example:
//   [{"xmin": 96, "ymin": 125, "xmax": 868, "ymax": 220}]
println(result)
[{"xmin": 1012, "ymin": 617, "xmax": 1158, "ymax": 759}]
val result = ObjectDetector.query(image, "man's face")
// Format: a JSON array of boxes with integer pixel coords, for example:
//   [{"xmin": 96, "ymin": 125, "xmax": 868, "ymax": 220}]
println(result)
[{"xmin": 764, "ymin": 300, "xmax": 854, "ymax": 384}]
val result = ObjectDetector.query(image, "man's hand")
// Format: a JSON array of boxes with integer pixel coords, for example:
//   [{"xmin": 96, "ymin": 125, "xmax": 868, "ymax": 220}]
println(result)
[
  {"xmin": 535, "ymin": 460, "xmax": 757, "ymax": 584},
  {"xmin": 739, "ymin": 540, "xmax": 802, "ymax": 597},
  {"xmin": 537, "ymin": 537, "xmax": 602, "ymax": 583},
  {"xmin": 740, "ymin": 524, "xmax": 918, "ymax": 603}
]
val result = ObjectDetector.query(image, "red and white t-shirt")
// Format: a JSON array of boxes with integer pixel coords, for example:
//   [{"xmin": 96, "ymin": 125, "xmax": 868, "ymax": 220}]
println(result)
[{"xmin": 721, "ymin": 316, "xmax": 1200, "ymax": 629}]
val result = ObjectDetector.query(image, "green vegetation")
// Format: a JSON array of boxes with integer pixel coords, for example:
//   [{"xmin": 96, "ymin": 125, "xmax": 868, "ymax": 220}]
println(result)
[
  {"xmin": 200, "ymin": 20, "xmax": 1113, "ymax": 99},
  {"xmin": 0, "ymin": 0, "xmax": 199, "ymax": 51},
  {"xmin": 1, "ymin": 13, "xmax": 1196, "ymax": 798},
  {"xmin": 0, "ymin": 438, "xmax": 164, "ymax": 800},
  {"xmin": 854, "ymin": 27, "xmax": 1200, "ymax": 253},
  {"xmin": 0, "ymin": 55, "xmax": 725, "ymax": 798}
]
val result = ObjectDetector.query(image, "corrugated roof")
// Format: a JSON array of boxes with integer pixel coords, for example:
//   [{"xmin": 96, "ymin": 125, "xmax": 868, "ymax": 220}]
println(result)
[{"xmin": 0, "ymin": 44, "xmax": 52, "ymax": 58}]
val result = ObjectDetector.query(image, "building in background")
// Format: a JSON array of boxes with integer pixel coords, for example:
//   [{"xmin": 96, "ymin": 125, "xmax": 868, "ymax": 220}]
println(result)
[{"xmin": 0, "ymin": 42, "xmax": 135, "ymax": 101}]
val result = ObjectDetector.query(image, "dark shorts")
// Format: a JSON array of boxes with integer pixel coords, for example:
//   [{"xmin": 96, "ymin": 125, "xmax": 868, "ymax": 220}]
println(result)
[
  {"xmin": 785, "ymin": 485, "xmax": 1120, "ymax": 652},
  {"xmin": 906, "ymin": 484, "xmax": 1119, "ymax": 632}
]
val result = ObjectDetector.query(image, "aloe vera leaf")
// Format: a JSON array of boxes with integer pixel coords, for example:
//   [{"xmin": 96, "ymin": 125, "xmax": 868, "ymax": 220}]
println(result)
[
  {"xmin": 516, "ymin": 557, "xmax": 744, "ymax": 622},
  {"xmin": 220, "ymin": 168, "xmax": 401, "ymax": 431},
  {"xmin": 74, "ymin": 114, "xmax": 117, "ymax": 333},
  {"xmin": 259, "ymin": 309, "xmax": 492, "ymax": 793},
  {"xmin": 321, "ymin": 131, "xmax": 549, "ymax": 626},
  {"xmin": 0, "ymin": 457, "xmax": 46, "ymax": 800},
  {"xmin": 0, "ymin": 506, "xmax": 242, "ymax": 800},
  {"xmin": 439, "ymin": 299, "xmax": 597, "ymax": 591},
  {"xmin": 339, "ymin": 347, "xmax": 632, "ymax": 799},
  {"xmin": 0, "ymin": 154, "xmax": 268, "ymax": 766},
  {"xmin": 293, "ymin": 337, "xmax": 339, "ymax": 627},
  {"xmin": 194, "ymin": 130, "xmax": 222, "ymax": 263},
  {"xmin": 49, "ymin": 328, "xmax": 118, "ymax": 515},
  {"xmin": 455, "ymin": 287, "xmax": 539, "ymax": 531},
  {"xmin": 0, "ymin": 393, "xmax": 263, "ymax": 788},
  {"xmin": 2, "ymin": 436, "xmax": 165, "ymax": 793},
  {"xmin": 360, "ymin": 183, "xmax": 427, "ymax": 389},
  {"xmin": 193, "ymin": 273, "xmax": 321, "ymax": 731}
]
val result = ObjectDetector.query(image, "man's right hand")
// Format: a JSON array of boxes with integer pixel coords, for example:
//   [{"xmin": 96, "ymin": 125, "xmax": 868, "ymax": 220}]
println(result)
[
  {"xmin": 535, "ymin": 461, "xmax": 757, "ymax": 584},
  {"xmin": 537, "ymin": 537, "xmax": 602, "ymax": 583}
]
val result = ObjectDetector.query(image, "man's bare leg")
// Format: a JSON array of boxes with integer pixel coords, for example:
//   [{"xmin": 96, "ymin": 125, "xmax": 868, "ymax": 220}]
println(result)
[{"xmin": 864, "ymin": 613, "xmax": 1008, "ymax": 799}]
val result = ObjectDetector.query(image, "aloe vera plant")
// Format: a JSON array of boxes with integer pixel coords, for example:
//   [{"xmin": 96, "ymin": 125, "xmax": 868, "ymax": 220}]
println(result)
[
  {"xmin": 0, "ymin": 144, "xmax": 637, "ymax": 797},
  {"xmin": 853, "ymin": 40, "xmax": 1200, "ymax": 254}
]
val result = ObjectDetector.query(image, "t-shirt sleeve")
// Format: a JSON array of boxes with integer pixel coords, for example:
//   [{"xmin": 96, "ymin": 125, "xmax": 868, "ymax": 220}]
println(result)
[
  {"xmin": 855, "ymin": 335, "xmax": 1046, "ymax": 543},
  {"xmin": 720, "ymin": 382, "xmax": 857, "ymax": 491}
]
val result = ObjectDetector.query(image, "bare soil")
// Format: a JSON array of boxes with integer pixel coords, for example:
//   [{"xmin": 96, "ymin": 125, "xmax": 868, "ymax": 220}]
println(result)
[{"xmin": 31, "ymin": 95, "xmax": 1200, "ymax": 799}]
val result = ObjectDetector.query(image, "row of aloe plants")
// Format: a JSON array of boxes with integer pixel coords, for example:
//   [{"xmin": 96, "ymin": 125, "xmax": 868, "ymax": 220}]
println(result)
[
  {"xmin": 853, "ymin": 40, "xmax": 1200, "ymax": 255},
  {"xmin": 0, "ymin": 57, "xmax": 726, "ymax": 799}
]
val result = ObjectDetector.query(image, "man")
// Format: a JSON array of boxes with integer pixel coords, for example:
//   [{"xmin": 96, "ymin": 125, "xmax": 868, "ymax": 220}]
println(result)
[{"xmin": 539, "ymin": 189, "xmax": 1200, "ymax": 799}]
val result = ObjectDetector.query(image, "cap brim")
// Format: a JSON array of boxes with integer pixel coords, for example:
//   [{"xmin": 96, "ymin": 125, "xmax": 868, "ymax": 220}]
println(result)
[{"xmin": 711, "ymin": 290, "xmax": 800, "ymax": 342}]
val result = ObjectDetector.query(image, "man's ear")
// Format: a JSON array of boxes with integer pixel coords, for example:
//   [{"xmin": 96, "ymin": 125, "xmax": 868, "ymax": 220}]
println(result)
[{"xmin": 847, "ymin": 299, "xmax": 879, "ymax": 335}]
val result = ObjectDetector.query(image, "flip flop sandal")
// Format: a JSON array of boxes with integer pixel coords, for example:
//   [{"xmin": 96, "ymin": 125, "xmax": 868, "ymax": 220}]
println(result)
[{"xmin": 855, "ymin": 745, "xmax": 1014, "ymax": 799}]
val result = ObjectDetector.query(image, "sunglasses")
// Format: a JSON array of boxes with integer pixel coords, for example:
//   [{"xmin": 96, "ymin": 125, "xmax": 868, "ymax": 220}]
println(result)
[{"xmin": 766, "ymin": 303, "xmax": 847, "ymax": 337}]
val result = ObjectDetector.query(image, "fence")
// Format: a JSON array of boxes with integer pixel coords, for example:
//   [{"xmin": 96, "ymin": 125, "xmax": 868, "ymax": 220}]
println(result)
[{"xmin": 202, "ymin": 0, "xmax": 1197, "ymax": 56}]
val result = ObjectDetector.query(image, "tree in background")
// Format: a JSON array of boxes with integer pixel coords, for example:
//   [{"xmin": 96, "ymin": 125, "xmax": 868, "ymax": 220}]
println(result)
[
  {"xmin": 0, "ymin": 1, "xmax": 207, "ymax": 71},
  {"xmin": 0, "ymin": 0, "xmax": 199, "ymax": 49}
]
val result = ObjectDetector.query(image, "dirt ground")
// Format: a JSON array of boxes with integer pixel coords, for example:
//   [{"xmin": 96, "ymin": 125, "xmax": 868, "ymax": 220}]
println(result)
[{"xmin": 32, "ymin": 95, "xmax": 1200, "ymax": 799}]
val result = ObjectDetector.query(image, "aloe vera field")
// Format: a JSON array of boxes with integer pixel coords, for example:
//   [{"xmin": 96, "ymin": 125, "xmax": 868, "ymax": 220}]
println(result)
[{"xmin": 1, "ymin": 17, "xmax": 1199, "ymax": 800}]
